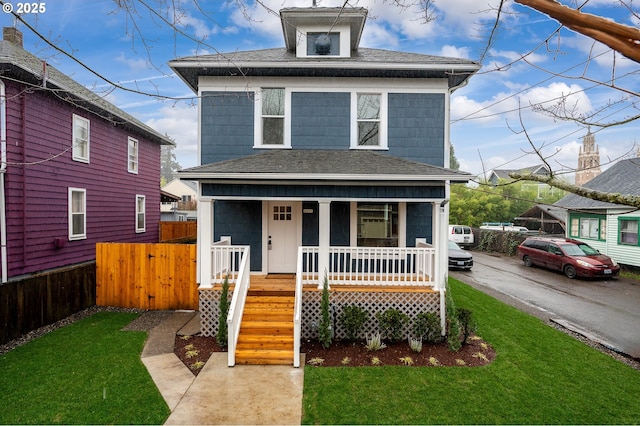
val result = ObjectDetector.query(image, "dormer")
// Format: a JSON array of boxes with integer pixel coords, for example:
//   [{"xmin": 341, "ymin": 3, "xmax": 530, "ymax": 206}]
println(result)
[{"xmin": 280, "ymin": 7, "xmax": 367, "ymax": 58}]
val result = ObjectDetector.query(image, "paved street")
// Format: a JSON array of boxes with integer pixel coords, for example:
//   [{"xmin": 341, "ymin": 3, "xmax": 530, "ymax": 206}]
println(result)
[{"xmin": 450, "ymin": 250, "xmax": 640, "ymax": 359}]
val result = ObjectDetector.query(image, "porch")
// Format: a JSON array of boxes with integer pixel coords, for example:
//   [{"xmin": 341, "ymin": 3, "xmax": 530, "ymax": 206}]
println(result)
[{"xmin": 198, "ymin": 242, "xmax": 443, "ymax": 367}]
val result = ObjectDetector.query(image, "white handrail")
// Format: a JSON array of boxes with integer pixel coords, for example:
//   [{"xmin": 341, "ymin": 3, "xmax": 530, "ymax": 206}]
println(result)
[
  {"xmin": 293, "ymin": 247, "xmax": 304, "ymax": 368},
  {"xmin": 225, "ymin": 246, "xmax": 250, "ymax": 367}
]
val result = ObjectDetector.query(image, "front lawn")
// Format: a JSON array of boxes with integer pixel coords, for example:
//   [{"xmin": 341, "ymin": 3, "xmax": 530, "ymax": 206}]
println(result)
[
  {"xmin": 302, "ymin": 277, "xmax": 640, "ymax": 424},
  {"xmin": 0, "ymin": 312, "xmax": 169, "ymax": 425}
]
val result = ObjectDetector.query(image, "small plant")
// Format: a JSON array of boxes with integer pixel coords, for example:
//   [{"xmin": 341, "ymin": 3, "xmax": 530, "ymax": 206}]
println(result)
[
  {"xmin": 428, "ymin": 356, "xmax": 440, "ymax": 366},
  {"xmin": 180, "ymin": 335, "xmax": 192, "ymax": 341},
  {"xmin": 338, "ymin": 305, "xmax": 368, "ymax": 341},
  {"xmin": 399, "ymin": 356, "xmax": 414, "ymax": 366},
  {"xmin": 370, "ymin": 356, "xmax": 382, "ymax": 366},
  {"xmin": 456, "ymin": 308, "xmax": 478, "ymax": 345},
  {"xmin": 318, "ymin": 273, "xmax": 333, "ymax": 349},
  {"xmin": 365, "ymin": 333, "xmax": 387, "ymax": 351},
  {"xmin": 473, "ymin": 352, "xmax": 489, "ymax": 362},
  {"xmin": 217, "ymin": 275, "xmax": 230, "ymax": 348},
  {"xmin": 308, "ymin": 357, "xmax": 325, "ymax": 366},
  {"xmin": 480, "ymin": 342, "xmax": 488, "ymax": 350},
  {"xmin": 408, "ymin": 337, "xmax": 422, "ymax": 353},
  {"xmin": 413, "ymin": 312, "xmax": 443, "ymax": 343},
  {"xmin": 376, "ymin": 309, "xmax": 409, "ymax": 342},
  {"xmin": 185, "ymin": 350, "xmax": 199, "ymax": 359},
  {"xmin": 190, "ymin": 361, "xmax": 205, "ymax": 370},
  {"xmin": 455, "ymin": 359, "xmax": 466, "ymax": 366},
  {"xmin": 341, "ymin": 357, "xmax": 351, "ymax": 365},
  {"xmin": 445, "ymin": 282, "xmax": 462, "ymax": 352},
  {"xmin": 183, "ymin": 344, "xmax": 195, "ymax": 351}
]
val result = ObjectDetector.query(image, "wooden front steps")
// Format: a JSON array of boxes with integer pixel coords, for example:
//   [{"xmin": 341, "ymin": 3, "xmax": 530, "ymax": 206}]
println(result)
[{"xmin": 235, "ymin": 275, "xmax": 295, "ymax": 365}]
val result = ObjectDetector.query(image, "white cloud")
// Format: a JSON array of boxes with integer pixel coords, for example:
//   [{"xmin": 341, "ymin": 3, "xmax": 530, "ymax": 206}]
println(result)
[
  {"xmin": 145, "ymin": 103, "xmax": 199, "ymax": 168},
  {"xmin": 441, "ymin": 45, "xmax": 471, "ymax": 59}
]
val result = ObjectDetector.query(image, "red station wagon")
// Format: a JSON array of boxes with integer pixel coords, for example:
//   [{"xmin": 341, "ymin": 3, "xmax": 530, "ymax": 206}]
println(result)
[{"xmin": 517, "ymin": 237, "xmax": 620, "ymax": 279}]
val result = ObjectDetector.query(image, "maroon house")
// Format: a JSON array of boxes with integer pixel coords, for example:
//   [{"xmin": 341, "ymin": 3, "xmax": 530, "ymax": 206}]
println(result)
[{"xmin": 0, "ymin": 28, "xmax": 173, "ymax": 282}]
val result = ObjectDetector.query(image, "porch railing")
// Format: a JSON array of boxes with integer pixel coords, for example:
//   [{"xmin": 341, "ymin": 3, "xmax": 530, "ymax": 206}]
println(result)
[
  {"xmin": 298, "ymin": 246, "xmax": 436, "ymax": 287},
  {"xmin": 224, "ymin": 245, "xmax": 251, "ymax": 367}
]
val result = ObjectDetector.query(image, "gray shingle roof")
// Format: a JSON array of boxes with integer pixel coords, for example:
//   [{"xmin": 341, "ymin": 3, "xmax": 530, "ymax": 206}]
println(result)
[
  {"xmin": 179, "ymin": 149, "xmax": 471, "ymax": 182},
  {"xmin": 554, "ymin": 158, "xmax": 640, "ymax": 209},
  {"xmin": 169, "ymin": 47, "xmax": 480, "ymax": 92},
  {"xmin": 0, "ymin": 39, "xmax": 173, "ymax": 146}
]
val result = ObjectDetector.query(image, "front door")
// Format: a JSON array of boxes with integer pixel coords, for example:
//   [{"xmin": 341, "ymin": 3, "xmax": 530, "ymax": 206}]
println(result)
[{"xmin": 268, "ymin": 201, "xmax": 299, "ymax": 273}]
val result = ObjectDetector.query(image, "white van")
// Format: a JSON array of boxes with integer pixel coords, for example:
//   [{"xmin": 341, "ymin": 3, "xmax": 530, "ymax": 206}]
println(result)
[{"xmin": 448, "ymin": 225, "xmax": 474, "ymax": 248}]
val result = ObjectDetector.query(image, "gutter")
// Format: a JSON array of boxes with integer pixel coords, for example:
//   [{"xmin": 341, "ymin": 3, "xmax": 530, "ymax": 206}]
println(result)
[{"xmin": 1, "ymin": 80, "xmax": 7, "ymax": 282}]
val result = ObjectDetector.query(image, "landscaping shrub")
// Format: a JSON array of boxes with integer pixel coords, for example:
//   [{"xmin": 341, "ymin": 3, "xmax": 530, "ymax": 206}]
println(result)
[
  {"xmin": 217, "ymin": 275, "xmax": 230, "ymax": 348},
  {"xmin": 318, "ymin": 274, "xmax": 332, "ymax": 348},
  {"xmin": 338, "ymin": 305, "xmax": 368, "ymax": 342},
  {"xmin": 376, "ymin": 308, "xmax": 409, "ymax": 342},
  {"xmin": 457, "ymin": 307, "xmax": 477, "ymax": 344},
  {"xmin": 412, "ymin": 312, "xmax": 443, "ymax": 343}
]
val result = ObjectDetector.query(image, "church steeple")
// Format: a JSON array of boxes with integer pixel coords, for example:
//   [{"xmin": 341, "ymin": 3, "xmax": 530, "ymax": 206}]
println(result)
[{"xmin": 575, "ymin": 127, "xmax": 601, "ymax": 186}]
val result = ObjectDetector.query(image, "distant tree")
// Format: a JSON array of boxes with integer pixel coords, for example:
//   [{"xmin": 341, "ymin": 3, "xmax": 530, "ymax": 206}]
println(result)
[
  {"xmin": 450, "ymin": 180, "xmax": 565, "ymax": 227},
  {"xmin": 449, "ymin": 144, "xmax": 460, "ymax": 170},
  {"xmin": 161, "ymin": 144, "xmax": 181, "ymax": 185}
]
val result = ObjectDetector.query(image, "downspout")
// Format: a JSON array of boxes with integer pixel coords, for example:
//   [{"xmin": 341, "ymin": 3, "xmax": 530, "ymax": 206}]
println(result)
[
  {"xmin": 439, "ymin": 199, "xmax": 449, "ymax": 334},
  {"xmin": 1, "ymin": 80, "xmax": 7, "ymax": 283}
]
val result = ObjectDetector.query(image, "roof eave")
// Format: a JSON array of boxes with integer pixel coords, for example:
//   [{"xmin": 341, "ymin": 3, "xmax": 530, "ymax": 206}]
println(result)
[{"xmin": 178, "ymin": 171, "xmax": 471, "ymax": 182}]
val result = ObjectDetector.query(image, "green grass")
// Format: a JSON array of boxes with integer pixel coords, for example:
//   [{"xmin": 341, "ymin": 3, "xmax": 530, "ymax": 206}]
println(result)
[
  {"xmin": 302, "ymin": 278, "xmax": 640, "ymax": 424},
  {"xmin": 0, "ymin": 312, "xmax": 169, "ymax": 425}
]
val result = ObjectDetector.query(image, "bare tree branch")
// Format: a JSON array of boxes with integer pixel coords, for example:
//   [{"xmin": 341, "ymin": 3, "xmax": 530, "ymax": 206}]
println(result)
[{"xmin": 515, "ymin": 0, "xmax": 640, "ymax": 63}]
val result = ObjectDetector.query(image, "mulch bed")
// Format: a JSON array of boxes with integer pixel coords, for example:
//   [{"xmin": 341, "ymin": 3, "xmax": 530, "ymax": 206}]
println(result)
[{"xmin": 174, "ymin": 334, "xmax": 496, "ymax": 375}]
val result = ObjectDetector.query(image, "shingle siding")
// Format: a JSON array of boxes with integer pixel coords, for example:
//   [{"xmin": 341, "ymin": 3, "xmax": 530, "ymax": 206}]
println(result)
[
  {"xmin": 200, "ymin": 91, "xmax": 255, "ymax": 164},
  {"xmin": 388, "ymin": 93, "xmax": 445, "ymax": 166},
  {"xmin": 3, "ymin": 80, "xmax": 161, "ymax": 278},
  {"xmin": 406, "ymin": 203, "xmax": 433, "ymax": 246},
  {"xmin": 291, "ymin": 92, "xmax": 350, "ymax": 149},
  {"xmin": 214, "ymin": 201, "xmax": 262, "ymax": 270}
]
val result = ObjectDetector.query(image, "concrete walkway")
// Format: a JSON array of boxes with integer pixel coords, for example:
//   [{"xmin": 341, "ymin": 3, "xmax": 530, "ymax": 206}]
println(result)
[{"xmin": 140, "ymin": 311, "xmax": 304, "ymax": 425}]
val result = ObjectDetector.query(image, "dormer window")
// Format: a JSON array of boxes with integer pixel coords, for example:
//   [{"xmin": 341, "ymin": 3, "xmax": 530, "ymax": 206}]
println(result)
[{"xmin": 307, "ymin": 32, "xmax": 340, "ymax": 56}]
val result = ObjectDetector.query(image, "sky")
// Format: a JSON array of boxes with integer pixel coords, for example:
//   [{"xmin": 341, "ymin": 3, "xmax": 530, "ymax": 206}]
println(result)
[{"xmin": 1, "ymin": 0, "xmax": 639, "ymax": 180}]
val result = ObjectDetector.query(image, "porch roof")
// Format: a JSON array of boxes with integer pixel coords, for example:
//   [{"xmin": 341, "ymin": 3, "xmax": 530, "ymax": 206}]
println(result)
[{"xmin": 178, "ymin": 150, "xmax": 472, "ymax": 183}]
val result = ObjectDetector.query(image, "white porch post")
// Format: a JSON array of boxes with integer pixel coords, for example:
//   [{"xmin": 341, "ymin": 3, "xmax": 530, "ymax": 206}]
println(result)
[
  {"xmin": 318, "ymin": 200, "xmax": 331, "ymax": 288},
  {"xmin": 198, "ymin": 198, "xmax": 214, "ymax": 288}
]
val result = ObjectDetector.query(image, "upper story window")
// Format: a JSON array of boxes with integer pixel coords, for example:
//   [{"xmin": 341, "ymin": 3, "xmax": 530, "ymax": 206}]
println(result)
[
  {"xmin": 72, "ymin": 114, "xmax": 90, "ymax": 163},
  {"xmin": 68, "ymin": 187, "xmax": 86, "ymax": 240},
  {"xmin": 136, "ymin": 195, "xmax": 146, "ymax": 233},
  {"xmin": 306, "ymin": 32, "xmax": 340, "ymax": 56},
  {"xmin": 256, "ymin": 88, "xmax": 289, "ymax": 148},
  {"xmin": 128, "ymin": 137, "xmax": 139, "ymax": 174},
  {"xmin": 352, "ymin": 93, "xmax": 387, "ymax": 149}
]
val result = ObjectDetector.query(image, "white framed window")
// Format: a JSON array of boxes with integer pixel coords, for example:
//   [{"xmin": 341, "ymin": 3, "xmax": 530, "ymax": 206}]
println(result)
[
  {"xmin": 351, "ymin": 92, "xmax": 387, "ymax": 149},
  {"xmin": 255, "ymin": 88, "xmax": 290, "ymax": 148},
  {"xmin": 72, "ymin": 114, "xmax": 90, "ymax": 163},
  {"xmin": 128, "ymin": 137, "xmax": 138, "ymax": 174},
  {"xmin": 136, "ymin": 195, "xmax": 146, "ymax": 233},
  {"xmin": 296, "ymin": 25, "xmax": 351, "ymax": 58},
  {"xmin": 68, "ymin": 188, "xmax": 86, "ymax": 240}
]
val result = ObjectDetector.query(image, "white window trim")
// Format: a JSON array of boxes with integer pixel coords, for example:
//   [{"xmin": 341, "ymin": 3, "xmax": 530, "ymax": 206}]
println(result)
[
  {"xmin": 296, "ymin": 24, "xmax": 351, "ymax": 58},
  {"xmin": 72, "ymin": 114, "xmax": 90, "ymax": 163},
  {"xmin": 128, "ymin": 137, "xmax": 139, "ymax": 174},
  {"xmin": 254, "ymin": 88, "xmax": 291, "ymax": 149},
  {"xmin": 136, "ymin": 195, "xmax": 146, "ymax": 233},
  {"xmin": 350, "ymin": 92, "xmax": 388, "ymax": 150},
  {"xmin": 68, "ymin": 187, "xmax": 87, "ymax": 241}
]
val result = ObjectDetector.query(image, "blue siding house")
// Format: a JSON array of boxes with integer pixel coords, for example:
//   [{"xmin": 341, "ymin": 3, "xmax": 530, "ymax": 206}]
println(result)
[{"xmin": 171, "ymin": 6, "xmax": 479, "ymax": 366}]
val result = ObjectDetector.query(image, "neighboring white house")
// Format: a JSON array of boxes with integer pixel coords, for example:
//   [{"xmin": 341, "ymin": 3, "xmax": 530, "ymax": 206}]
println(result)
[
  {"xmin": 161, "ymin": 178, "xmax": 198, "ymax": 221},
  {"xmin": 554, "ymin": 158, "xmax": 640, "ymax": 268}
]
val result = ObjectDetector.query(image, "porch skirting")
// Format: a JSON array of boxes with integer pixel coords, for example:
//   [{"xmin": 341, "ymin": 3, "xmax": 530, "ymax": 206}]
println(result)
[{"xmin": 198, "ymin": 285, "xmax": 440, "ymax": 341}]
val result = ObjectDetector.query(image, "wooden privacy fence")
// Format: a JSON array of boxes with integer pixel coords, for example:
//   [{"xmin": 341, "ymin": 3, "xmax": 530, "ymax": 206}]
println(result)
[
  {"xmin": 96, "ymin": 243, "xmax": 198, "ymax": 310},
  {"xmin": 159, "ymin": 221, "xmax": 197, "ymax": 242}
]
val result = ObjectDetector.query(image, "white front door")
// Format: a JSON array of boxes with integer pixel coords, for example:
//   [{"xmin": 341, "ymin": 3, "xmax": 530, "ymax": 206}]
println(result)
[{"xmin": 268, "ymin": 201, "xmax": 299, "ymax": 273}]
